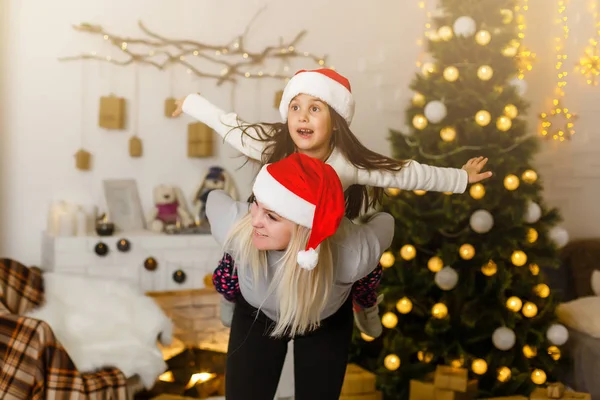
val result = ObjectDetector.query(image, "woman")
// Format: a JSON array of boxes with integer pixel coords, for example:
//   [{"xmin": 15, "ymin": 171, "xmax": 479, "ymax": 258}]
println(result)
[{"xmin": 206, "ymin": 152, "xmax": 394, "ymax": 399}]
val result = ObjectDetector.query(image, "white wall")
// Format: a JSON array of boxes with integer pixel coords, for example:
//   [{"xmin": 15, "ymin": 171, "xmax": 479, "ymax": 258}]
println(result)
[
  {"xmin": 1, "ymin": 0, "xmax": 10, "ymax": 250},
  {"xmin": 2, "ymin": 0, "xmax": 599, "ymax": 265}
]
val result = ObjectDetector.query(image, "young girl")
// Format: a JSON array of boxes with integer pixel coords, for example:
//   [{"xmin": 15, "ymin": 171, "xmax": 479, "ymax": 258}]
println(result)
[
  {"xmin": 206, "ymin": 152, "xmax": 394, "ymax": 399},
  {"xmin": 174, "ymin": 68, "xmax": 492, "ymax": 337}
]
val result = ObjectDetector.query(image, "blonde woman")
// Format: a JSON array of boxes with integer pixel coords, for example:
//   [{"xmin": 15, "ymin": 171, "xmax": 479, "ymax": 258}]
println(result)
[{"xmin": 206, "ymin": 152, "xmax": 394, "ymax": 399}]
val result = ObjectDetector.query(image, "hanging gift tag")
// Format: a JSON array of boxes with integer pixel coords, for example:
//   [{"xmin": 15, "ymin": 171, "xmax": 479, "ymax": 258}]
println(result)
[
  {"xmin": 164, "ymin": 97, "xmax": 178, "ymax": 117},
  {"xmin": 187, "ymin": 122, "xmax": 213, "ymax": 158},
  {"xmin": 129, "ymin": 136, "xmax": 143, "ymax": 157},
  {"xmin": 75, "ymin": 149, "xmax": 92, "ymax": 170},
  {"xmin": 274, "ymin": 90, "xmax": 284, "ymax": 109},
  {"xmin": 99, "ymin": 95, "xmax": 126, "ymax": 130}
]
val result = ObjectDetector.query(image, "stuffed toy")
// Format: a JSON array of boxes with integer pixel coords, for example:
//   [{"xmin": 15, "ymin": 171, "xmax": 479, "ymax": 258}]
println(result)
[
  {"xmin": 192, "ymin": 166, "xmax": 238, "ymax": 225},
  {"xmin": 147, "ymin": 184, "xmax": 192, "ymax": 233}
]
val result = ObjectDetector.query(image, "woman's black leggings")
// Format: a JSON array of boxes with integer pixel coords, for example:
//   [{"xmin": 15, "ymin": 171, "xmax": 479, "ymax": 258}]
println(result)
[{"xmin": 225, "ymin": 295, "xmax": 354, "ymax": 400}]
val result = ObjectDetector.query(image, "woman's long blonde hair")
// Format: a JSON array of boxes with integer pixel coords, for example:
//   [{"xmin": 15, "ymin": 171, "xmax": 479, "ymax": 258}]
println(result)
[{"xmin": 223, "ymin": 213, "xmax": 334, "ymax": 337}]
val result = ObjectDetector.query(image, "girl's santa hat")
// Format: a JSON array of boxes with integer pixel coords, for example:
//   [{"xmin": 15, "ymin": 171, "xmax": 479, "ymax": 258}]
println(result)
[
  {"xmin": 279, "ymin": 68, "xmax": 355, "ymax": 126},
  {"xmin": 252, "ymin": 153, "xmax": 345, "ymax": 270}
]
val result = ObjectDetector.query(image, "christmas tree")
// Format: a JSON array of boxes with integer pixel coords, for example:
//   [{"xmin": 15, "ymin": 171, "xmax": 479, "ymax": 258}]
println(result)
[{"xmin": 349, "ymin": 0, "xmax": 572, "ymax": 399}]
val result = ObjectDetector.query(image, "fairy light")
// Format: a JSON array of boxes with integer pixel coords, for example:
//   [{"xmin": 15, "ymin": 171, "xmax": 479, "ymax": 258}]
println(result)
[
  {"xmin": 575, "ymin": 0, "xmax": 600, "ymax": 85},
  {"xmin": 537, "ymin": 0, "xmax": 577, "ymax": 142},
  {"xmin": 514, "ymin": 0, "xmax": 536, "ymax": 79},
  {"xmin": 416, "ymin": 0, "xmax": 434, "ymax": 68}
]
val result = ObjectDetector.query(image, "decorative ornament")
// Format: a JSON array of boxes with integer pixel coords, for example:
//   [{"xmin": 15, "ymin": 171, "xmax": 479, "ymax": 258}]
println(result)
[
  {"xmin": 504, "ymin": 104, "xmax": 519, "ymax": 119},
  {"xmin": 509, "ymin": 77, "xmax": 528, "ymax": 95},
  {"xmin": 432, "ymin": 303, "xmax": 448, "ymax": 319},
  {"xmin": 471, "ymin": 359, "xmax": 488, "ymax": 375},
  {"xmin": 524, "ymin": 201, "xmax": 542, "ymax": 223},
  {"xmin": 424, "ymin": 101, "xmax": 447, "ymax": 123},
  {"xmin": 470, "ymin": 209, "xmax": 494, "ymax": 233},
  {"xmin": 531, "ymin": 369, "xmax": 547, "ymax": 385},
  {"xmin": 435, "ymin": 267, "xmax": 459, "ymax": 291},
  {"xmin": 384, "ymin": 354, "xmax": 401, "ymax": 371},
  {"xmin": 475, "ymin": 30, "xmax": 491, "ymax": 45},
  {"xmin": 538, "ymin": 98, "xmax": 578, "ymax": 142},
  {"xmin": 382, "ymin": 312, "xmax": 398, "ymax": 328},
  {"xmin": 511, "ymin": 250, "xmax": 527, "ymax": 267},
  {"xmin": 400, "ymin": 244, "xmax": 416, "ymax": 260},
  {"xmin": 575, "ymin": 38, "xmax": 600, "ymax": 86},
  {"xmin": 549, "ymin": 226, "xmax": 570, "ymax": 248},
  {"xmin": 497, "ymin": 366, "xmax": 511, "ymax": 382},
  {"xmin": 438, "ymin": 26, "xmax": 454, "ymax": 41},
  {"xmin": 129, "ymin": 136, "xmax": 143, "ymax": 158},
  {"xmin": 522, "ymin": 302, "xmax": 538, "ymax": 318},
  {"xmin": 385, "ymin": 187, "xmax": 400, "ymax": 196},
  {"xmin": 440, "ymin": 126, "xmax": 456, "ymax": 142},
  {"xmin": 530, "ymin": 263, "xmax": 540, "ymax": 276},
  {"xmin": 453, "ymin": 16, "xmax": 477, "ymax": 37},
  {"xmin": 75, "ymin": 149, "xmax": 92, "ymax": 171},
  {"xmin": 117, "ymin": 239, "xmax": 131, "ymax": 252},
  {"xmin": 547, "ymin": 345, "xmax": 561, "ymax": 361},
  {"xmin": 504, "ymin": 174, "xmax": 520, "ymax": 191},
  {"xmin": 428, "ymin": 256, "xmax": 444, "ymax": 272},
  {"xmin": 396, "ymin": 297, "xmax": 413, "ymax": 314},
  {"xmin": 459, "ymin": 244, "xmax": 475, "ymax": 260},
  {"xmin": 469, "ymin": 183, "xmax": 485, "ymax": 199},
  {"xmin": 475, "ymin": 110, "xmax": 491, "ymax": 126},
  {"xmin": 477, "ymin": 65, "xmax": 494, "ymax": 81},
  {"xmin": 547, "ymin": 323, "xmax": 569, "ymax": 345},
  {"xmin": 412, "ymin": 92, "xmax": 426, "ymax": 107},
  {"xmin": 527, "ymin": 228, "xmax": 539, "ymax": 243},
  {"xmin": 500, "ymin": 9, "xmax": 514, "ymax": 24},
  {"xmin": 361, "ymin": 332, "xmax": 375, "ymax": 342},
  {"xmin": 188, "ymin": 122, "xmax": 214, "ymax": 158},
  {"xmin": 481, "ymin": 260, "xmax": 497, "ymax": 276},
  {"xmin": 506, "ymin": 296, "xmax": 523, "ymax": 312},
  {"xmin": 417, "ymin": 351, "xmax": 434, "ymax": 363},
  {"xmin": 421, "ymin": 62, "xmax": 437, "ymax": 77},
  {"xmin": 502, "ymin": 45, "xmax": 519, "ymax": 57},
  {"xmin": 443, "ymin": 66, "xmax": 459, "ymax": 82},
  {"xmin": 380, "ymin": 251, "xmax": 395, "ymax": 268},
  {"xmin": 523, "ymin": 345, "xmax": 537, "ymax": 358},
  {"xmin": 522, "ymin": 169, "xmax": 538, "ymax": 184},
  {"xmin": 414, "ymin": 190, "xmax": 427, "ymax": 196},
  {"xmin": 413, "ymin": 114, "xmax": 428, "ymax": 130},
  {"xmin": 496, "ymin": 116, "xmax": 512, "ymax": 131},
  {"xmin": 534, "ymin": 283, "xmax": 550, "ymax": 298},
  {"xmin": 492, "ymin": 327, "xmax": 516, "ymax": 350}
]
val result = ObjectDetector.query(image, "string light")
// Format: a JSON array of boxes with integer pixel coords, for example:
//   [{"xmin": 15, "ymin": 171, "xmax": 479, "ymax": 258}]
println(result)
[
  {"xmin": 575, "ymin": 1, "xmax": 600, "ymax": 85},
  {"xmin": 415, "ymin": 0, "xmax": 434, "ymax": 68},
  {"xmin": 514, "ymin": 0, "xmax": 536, "ymax": 79},
  {"xmin": 537, "ymin": 0, "xmax": 577, "ymax": 142}
]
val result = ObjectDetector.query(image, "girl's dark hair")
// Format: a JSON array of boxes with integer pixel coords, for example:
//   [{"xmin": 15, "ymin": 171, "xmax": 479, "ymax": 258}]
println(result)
[{"xmin": 235, "ymin": 107, "xmax": 406, "ymax": 219}]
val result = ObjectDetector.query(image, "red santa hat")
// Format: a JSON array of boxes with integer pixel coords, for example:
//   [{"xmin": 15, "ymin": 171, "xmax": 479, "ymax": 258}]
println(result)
[
  {"xmin": 252, "ymin": 153, "xmax": 345, "ymax": 270},
  {"xmin": 279, "ymin": 68, "xmax": 355, "ymax": 126}
]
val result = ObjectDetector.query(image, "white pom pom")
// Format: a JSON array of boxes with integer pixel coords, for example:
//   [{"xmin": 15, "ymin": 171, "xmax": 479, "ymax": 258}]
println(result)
[{"xmin": 297, "ymin": 248, "xmax": 318, "ymax": 270}]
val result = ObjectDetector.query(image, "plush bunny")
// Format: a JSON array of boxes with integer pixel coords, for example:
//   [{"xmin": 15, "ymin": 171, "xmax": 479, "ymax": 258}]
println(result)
[
  {"xmin": 192, "ymin": 166, "xmax": 238, "ymax": 225},
  {"xmin": 147, "ymin": 184, "xmax": 192, "ymax": 233}
]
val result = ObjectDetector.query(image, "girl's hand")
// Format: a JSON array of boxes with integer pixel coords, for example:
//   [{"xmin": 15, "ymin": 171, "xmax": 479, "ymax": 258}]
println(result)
[
  {"xmin": 462, "ymin": 156, "xmax": 493, "ymax": 183},
  {"xmin": 171, "ymin": 97, "xmax": 186, "ymax": 117}
]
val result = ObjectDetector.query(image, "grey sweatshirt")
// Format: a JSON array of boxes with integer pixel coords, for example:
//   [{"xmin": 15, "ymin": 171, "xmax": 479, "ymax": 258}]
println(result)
[{"xmin": 206, "ymin": 190, "xmax": 395, "ymax": 322}]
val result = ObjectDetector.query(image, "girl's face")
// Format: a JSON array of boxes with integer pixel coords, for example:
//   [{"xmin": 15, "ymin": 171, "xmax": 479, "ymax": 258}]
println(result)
[
  {"xmin": 250, "ymin": 198, "xmax": 296, "ymax": 251},
  {"xmin": 287, "ymin": 94, "xmax": 333, "ymax": 161}
]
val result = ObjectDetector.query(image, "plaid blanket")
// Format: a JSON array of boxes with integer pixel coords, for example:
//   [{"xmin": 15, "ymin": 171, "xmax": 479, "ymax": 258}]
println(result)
[{"xmin": 0, "ymin": 258, "xmax": 134, "ymax": 400}]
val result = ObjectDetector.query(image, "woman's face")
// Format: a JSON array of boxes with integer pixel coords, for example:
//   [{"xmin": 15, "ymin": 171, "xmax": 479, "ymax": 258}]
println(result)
[{"xmin": 250, "ymin": 198, "xmax": 296, "ymax": 251}]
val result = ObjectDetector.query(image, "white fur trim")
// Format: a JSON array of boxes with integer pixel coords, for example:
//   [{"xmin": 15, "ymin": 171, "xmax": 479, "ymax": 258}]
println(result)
[
  {"xmin": 24, "ymin": 273, "xmax": 171, "ymax": 389},
  {"xmin": 279, "ymin": 71, "xmax": 355, "ymax": 125},
  {"xmin": 253, "ymin": 166, "xmax": 315, "ymax": 228},
  {"xmin": 297, "ymin": 248, "xmax": 319, "ymax": 270}
]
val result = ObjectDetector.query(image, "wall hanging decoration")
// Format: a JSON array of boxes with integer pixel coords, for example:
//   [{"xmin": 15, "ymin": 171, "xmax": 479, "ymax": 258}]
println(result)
[
  {"xmin": 187, "ymin": 122, "xmax": 213, "ymax": 158},
  {"xmin": 129, "ymin": 64, "xmax": 143, "ymax": 157},
  {"xmin": 98, "ymin": 94, "xmax": 126, "ymax": 130},
  {"xmin": 574, "ymin": 0, "xmax": 600, "ymax": 86},
  {"xmin": 75, "ymin": 61, "xmax": 93, "ymax": 171}
]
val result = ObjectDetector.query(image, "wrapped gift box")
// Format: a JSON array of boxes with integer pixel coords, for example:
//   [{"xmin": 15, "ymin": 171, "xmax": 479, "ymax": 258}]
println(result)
[{"xmin": 434, "ymin": 365, "xmax": 470, "ymax": 392}]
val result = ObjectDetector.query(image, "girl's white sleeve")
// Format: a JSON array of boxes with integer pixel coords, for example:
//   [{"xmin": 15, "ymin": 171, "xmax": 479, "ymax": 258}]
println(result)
[
  {"xmin": 182, "ymin": 94, "xmax": 268, "ymax": 162},
  {"xmin": 206, "ymin": 190, "xmax": 248, "ymax": 247},
  {"xmin": 354, "ymin": 159, "xmax": 469, "ymax": 193}
]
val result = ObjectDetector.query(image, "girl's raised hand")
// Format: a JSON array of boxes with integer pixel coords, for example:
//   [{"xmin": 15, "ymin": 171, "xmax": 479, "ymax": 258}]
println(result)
[{"xmin": 462, "ymin": 156, "xmax": 493, "ymax": 184}]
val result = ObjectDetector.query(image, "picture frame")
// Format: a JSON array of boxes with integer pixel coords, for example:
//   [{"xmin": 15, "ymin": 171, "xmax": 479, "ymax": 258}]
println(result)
[{"xmin": 102, "ymin": 179, "xmax": 146, "ymax": 232}]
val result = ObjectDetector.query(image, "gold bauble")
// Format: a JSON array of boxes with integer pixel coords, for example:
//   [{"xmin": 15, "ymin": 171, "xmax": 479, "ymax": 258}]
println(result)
[
  {"xmin": 380, "ymin": 251, "xmax": 396, "ymax": 268},
  {"xmin": 440, "ymin": 126, "xmax": 457, "ymax": 142},
  {"xmin": 500, "ymin": 8, "xmax": 514, "ymax": 24},
  {"xmin": 432, "ymin": 303, "xmax": 448, "ymax": 319},
  {"xmin": 534, "ymin": 283, "xmax": 550, "ymax": 298},
  {"xmin": 427, "ymin": 30, "xmax": 441, "ymax": 42},
  {"xmin": 522, "ymin": 302, "xmax": 538, "ymax": 318},
  {"xmin": 361, "ymin": 332, "xmax": 375, "ymax": 342},
  {"xmin": 413, "ymin": 114, "xmax": 428, "ymax": 130},
  {"xmin": 547, "ymin": 345, "xmax": 561, "ymax": 361},
  {"xmin": 496, "ymin": 116, "xmax": 512, "ymax": 131},
  {"xmin": 422, "ymin": 62, "xmax": 437, "ymax": 77},
  {"xmin": 497, "ymin": 366, "xmax": 511, "ymax": 382},
  {"xmin": 450, "ymin": 357, "xmax": 464, "ymax": 368},
  {"xmin": 523, "ymin": 345, "xmax": 537, "ymax": 358},
  {"xmin": 472, "ymin": 359, "xmax": 488, "ymax": 375},
  {"xmin": 412, "ymin": 93, "xmax": 426, "ymax": 107},
  {"xmin": 506, "ymin": 296, "xmax": 523, "ymax": 312},
  {"xmin": 203, "ymin": 273, "xmax": 214, "ymax": 288},
  {"xmin": 522, "ymin": 169, "xmax": 538, "ymax": 184},
  {"xmin": 531, "ymin": 369, "xmax": 547, "ymax": 385},
  {"xmin": 481, "ymin": 260, "xmax": 498, "ymax": 276},
  {"xmin": 414, "ymin": 190, "xmax": 427, "ymax": 196},
  {"xmin": 527, "ymin": 228, "xmax": 539, "ymax": 243},
  {"xmin": 529, "ymin": 263, "xmax": 540, "ymax": 276},
  {"xmin": 443, "ymin": 66, "xmax": 459, "ymax": 82},
  {"xmin": 469, "ymin": 183, "xmax": 486, "ymax": 200},
  {"xmin": 477, "ymin": 65, "xmax": 494, "ymax": 81},
  {"xmin": 417, "ymin": 351, "xmax": 434, "ymax": 363},
  {"xmin": 459, "ymin": 244, "xmax": 475, "ymax": 260},
  {"xmin": 475, "ymin": 110, "xmax": 491, "ymax": 126},
  {"xmin": 511, "ymin": 250, "xmax": 527, "ymax": 267},
  {"xmin": 386, "ymin": 187, "xmax": 400, "ymax": 196},
  {"xmin": 384, "ymin": 354, "xmax": 401, "ymax": 371},
  {"xmin": 438, "ymin": 26, "xmax": 454, "ymax": 41},
  {"xmin": 400, "ymin": 244, "xmax": 417, "ymax": 260},
  {"xmin": 396, "ymin": 297, "xmax": 413, "ymax": 314},
  {"xmin": 504, "ymin": 174, "xmax": 520, "ymax": 190},
  {"xmin": 502, "ymin": 46, "xmax": 518, "ymax": 57},
  {"xmin": 427, "ymin": 256, "xmax": 444, "ymax": 272},
  {"xmin": 382, "ymin": 312, "xmax": 398, "ymax": 329},
  {"xmin": 504, "ymin": 104, "xmax": 519, "ymax": 119},
  {"xmin": 475, "ymin": 30, "xmax": 492, "ymax": 46}
]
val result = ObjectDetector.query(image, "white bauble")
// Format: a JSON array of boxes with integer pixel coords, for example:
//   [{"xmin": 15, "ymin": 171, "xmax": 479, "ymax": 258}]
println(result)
[
  {"xmin": 549, "ymin": 226, "xmax": 569, "ymax": 248},
  {"xmin": 524, "ymin": 201, "xmax": 542, "ymax": 224},
  {"xmin": 509, "ymin": 77, "xmax": 528, "ymax": 95},
  {"xmin": 453, "ymin": 16, "xmax": 477, "ymax": 37},
  {"xmin": 424, "ymin": 101, "xmax": 447, "ymax": 123},
  {"xmin": 435, "ymin": 266, "xmax": 459, "ymax": 290},
  {"xmin": 547, "ymin": 324, "xmax": 569, "ymax": 346},
  {"xmin": 400, "ymin": 124, "xmax": 414, "ymax": 137},
  {"xmin": 470, "ymin": 209, "xmax": 494, "ymax": 234},
  {"xmin": 492, "ymin": 327, "xmax": 516, "ymax": 350}
]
